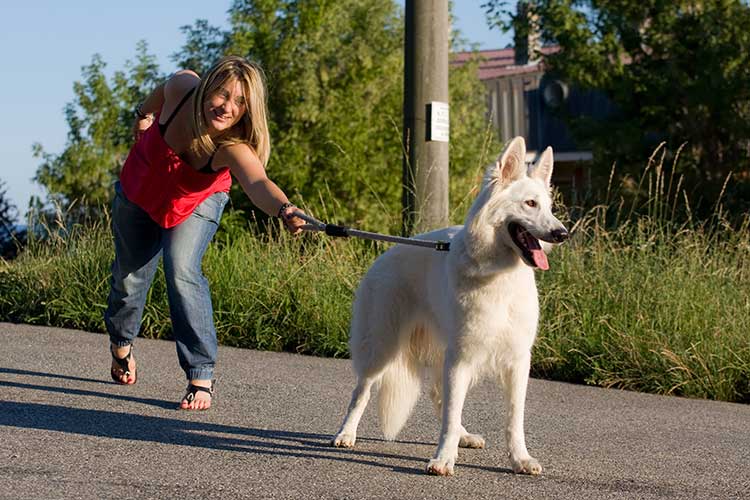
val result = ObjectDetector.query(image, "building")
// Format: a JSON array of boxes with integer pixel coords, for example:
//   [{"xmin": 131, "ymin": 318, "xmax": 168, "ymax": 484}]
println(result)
[{"xmin": 452, "ymin": 46, "xmax": 615, "ymax": 199}]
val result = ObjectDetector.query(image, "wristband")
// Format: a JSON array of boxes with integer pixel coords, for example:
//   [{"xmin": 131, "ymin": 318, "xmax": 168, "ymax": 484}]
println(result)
[
  {"xmin": 134, "ymin": 105, "xmax": 152, "ymax": 120},
  {"xmin": 277, "ymin": 202, "xmax": 295, "ymax": 219}
]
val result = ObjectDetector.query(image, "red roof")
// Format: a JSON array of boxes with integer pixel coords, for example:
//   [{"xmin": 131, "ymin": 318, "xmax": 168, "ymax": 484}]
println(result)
[{"xmin": 452, "ymin": 47, "xmax": 558, "ymax": 80}]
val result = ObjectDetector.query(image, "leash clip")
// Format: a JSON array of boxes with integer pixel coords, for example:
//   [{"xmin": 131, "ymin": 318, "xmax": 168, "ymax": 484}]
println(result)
[
  {"xmin": 435, "ymin": 241, "xmax": 451, "ymax": 252},
  {"xmin": 324, "ymin": 224, "xmax": 349, "ymax": 238}
]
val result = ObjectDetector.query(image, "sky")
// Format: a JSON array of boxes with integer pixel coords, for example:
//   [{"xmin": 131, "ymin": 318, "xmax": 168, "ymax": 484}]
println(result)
[{"xmin": 0, "ymin": 1, "xmax": 512, "ymax": 223}]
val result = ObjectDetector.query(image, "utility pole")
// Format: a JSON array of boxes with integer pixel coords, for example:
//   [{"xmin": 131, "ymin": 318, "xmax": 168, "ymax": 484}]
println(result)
[{"xmin": 402, "ymin": 0, "xmax": 449, "ymax": 236}]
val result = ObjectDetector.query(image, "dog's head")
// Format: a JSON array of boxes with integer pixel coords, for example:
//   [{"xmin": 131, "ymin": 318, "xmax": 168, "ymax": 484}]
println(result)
[{"xmin": 465, "ymin": 136, "xmax": 568, "ymax": 270}]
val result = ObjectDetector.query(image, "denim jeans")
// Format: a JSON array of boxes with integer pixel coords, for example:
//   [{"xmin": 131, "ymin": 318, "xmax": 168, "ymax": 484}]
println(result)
[{"xmin": 104, "ymin": 182, "xmax": 229, "ymax": 381}]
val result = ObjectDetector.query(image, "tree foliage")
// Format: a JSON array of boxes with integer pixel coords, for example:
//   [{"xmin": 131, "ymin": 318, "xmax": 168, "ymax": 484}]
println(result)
[
  {"xmin": 0, "ymin": 178, "xmax": 26, "ymax": 259},
  {"xmin": 221, "ymin": 0, "xmax": 406, "ymax": 230},
  {"xmin": 484, "ymin": 0, "xmax": 750, "ymax": 212},
  {"xmin": 34, "ymin": 1, "xmax": 498, "ymax": 230},
  {"xmin": 172, "ymin": 19, "xmax": 230, "ymax": 75},
  {"xmin": 32, "ymin": 42, "xmax": 163, "ymax": 222},
  {"xmin": 222, "ymin": 0, "xmax": 497, "ymax": 229},
  {"xmin": 0, "ymin": 179, "xmax": 18, "ymax": 232}
]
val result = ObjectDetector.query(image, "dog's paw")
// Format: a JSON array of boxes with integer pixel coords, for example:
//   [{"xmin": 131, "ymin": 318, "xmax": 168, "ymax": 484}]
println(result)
[
  {"xmin": 426, "ymin": 457, "xmax": 455, "ymax": 476},
  {"xmin": 331, "ymin": 433, "xmax": 356, "ymax": 448},
  {"xmin": 458, "ymin": 432, "xmax": 485, "ymax": 449},
  {"xmin": 510, "ymin": 456, "xmax": 542, "ymax": 476}
]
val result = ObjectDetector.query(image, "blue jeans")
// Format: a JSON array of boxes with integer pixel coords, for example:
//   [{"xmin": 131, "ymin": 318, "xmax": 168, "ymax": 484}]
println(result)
[{"xmin": 104, "ymin": 182, "xmax": 229, "ymax": 381}]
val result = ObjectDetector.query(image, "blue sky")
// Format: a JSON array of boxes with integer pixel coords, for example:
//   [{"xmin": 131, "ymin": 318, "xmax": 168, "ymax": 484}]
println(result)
[{"xmin": 0, "ymin": 1, "xmax": 511, "ymax": 223}]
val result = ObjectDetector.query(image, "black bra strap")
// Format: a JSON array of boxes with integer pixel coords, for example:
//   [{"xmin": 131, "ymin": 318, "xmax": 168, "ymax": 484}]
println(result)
[
  {"xmin": 160, "ymin": 87, "xmax": 196, "ymax": 133},
  {"xmin": 198, "ymin": 152, "xmax": 217, "ymax": 174}
]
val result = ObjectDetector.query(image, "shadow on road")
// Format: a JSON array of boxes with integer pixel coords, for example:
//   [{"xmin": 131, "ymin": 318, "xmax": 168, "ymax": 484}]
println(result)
[
  {"xmin": 0, "ymin": 397, "xmax": 443, "ymax": 475},
  {"xmin": 1, "ymin": 369, "xmax": 517, "ymax": 477},
  {"xmin": 0, "ymin": 367, "xmax": 112, "ymax": 386},
  {"xmin": 0, "ymin": 379, "xmax": 176, "ymax": 409}
]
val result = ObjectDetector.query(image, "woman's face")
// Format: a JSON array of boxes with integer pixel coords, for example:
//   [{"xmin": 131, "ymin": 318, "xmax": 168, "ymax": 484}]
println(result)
[{"xmin": 203, "ymin": 78, "xmax": 246, "ymax": 135}]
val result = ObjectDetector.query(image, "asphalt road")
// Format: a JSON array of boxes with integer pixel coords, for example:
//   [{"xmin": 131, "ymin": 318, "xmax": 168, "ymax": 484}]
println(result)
[{"xmin": 1, "ymin": 322, "xmax": 748, "ymax": 499}]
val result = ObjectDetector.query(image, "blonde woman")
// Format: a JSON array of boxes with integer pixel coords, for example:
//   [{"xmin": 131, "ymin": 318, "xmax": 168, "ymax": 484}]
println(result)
[{"xmin": 105, "ymin": 56, "xmax": 305, "ymax": 410}]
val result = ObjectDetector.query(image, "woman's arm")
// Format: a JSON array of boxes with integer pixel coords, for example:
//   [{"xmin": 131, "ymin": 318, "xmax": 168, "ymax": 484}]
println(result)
[
  {"xmin": 221, "ymin": 143, "xmax": 305, "ymax": 233},
  {"xmin": 132, "ymin": 82, "xmax": 162, "ymax": 141},
  {"xmin": 132, "ymin": 70, "xmax": 199, "ymax": 141},
  {"xmin": 137, "ymin": 82, "xmax": 165, "ymax": 117},
  {"xmin": 162, "ymin": 70, "xmax": 199, "ymax": 107}
]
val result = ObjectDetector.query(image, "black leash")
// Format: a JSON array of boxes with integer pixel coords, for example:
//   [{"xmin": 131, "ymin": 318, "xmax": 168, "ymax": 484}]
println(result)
[{"xmin": 293, "ymin": 211, "xmax": 451, "ymax": 252}]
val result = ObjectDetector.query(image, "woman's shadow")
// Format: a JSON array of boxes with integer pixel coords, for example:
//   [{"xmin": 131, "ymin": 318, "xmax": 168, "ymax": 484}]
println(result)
[{"xmin": 0, "ymin": 368, "xmax": 474, "ymax": 476}]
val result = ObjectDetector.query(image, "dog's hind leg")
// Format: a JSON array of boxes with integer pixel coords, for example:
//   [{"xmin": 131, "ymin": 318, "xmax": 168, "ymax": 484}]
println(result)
[
  {"xmin": 429, "ymin": 366, "xmax": 485, "ymax": 450},
  {"xmin": 331, "ymin": 374, "xmax": 379, "ymax": 448},
  {"xmin": 458, "ymin": 428, "xmax": 486, "ymax": 449},
  {"xmin": 426, "ymin": 352, "xmax": 474, "ymax": 476},
  {"xmin": 500, "ymin": 353, "xmax": 542, "ymax": 475}
]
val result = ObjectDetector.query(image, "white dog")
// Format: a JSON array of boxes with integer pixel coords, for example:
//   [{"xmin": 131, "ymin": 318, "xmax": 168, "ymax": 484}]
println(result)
[{"xmin": 330, "ymin": 137, "xmax": 568, "ymax": 476}]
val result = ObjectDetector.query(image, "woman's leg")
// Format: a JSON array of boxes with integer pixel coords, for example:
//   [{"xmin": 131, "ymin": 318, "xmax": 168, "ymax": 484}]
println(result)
[
  {"xmin": 104, "ymin": 182, "xmax": 163, "ymax": 382},
  {"xmin": 162, "ymin": 191, "xmax": 229, "ymax": 408}
]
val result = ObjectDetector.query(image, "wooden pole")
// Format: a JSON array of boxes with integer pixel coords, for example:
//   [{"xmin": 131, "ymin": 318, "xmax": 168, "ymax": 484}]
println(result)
[{"xmin": 402, "ymin": 0, "xmax": 450, "ymax": 235}]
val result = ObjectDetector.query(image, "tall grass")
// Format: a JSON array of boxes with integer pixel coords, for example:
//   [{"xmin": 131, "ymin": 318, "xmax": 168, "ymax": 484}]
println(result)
[
  {"xmin": 0, "ymin": 212, "xmax": 370, "ymax": 358},
  {"xmin": 1, "ymin": 147, "xmax": 748, "ymax": 402},
  {"xmin": 206, "ymin": 222, "xmax": 371, "ymax": 357},
  {"xmin": 536, "ymin": 145, "xmax": 750, "ymax": 402}
]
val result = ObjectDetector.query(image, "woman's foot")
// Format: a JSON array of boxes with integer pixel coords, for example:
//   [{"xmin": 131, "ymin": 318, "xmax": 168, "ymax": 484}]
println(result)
[
  {"xmin": 180, "ymin": 380, "xmax": 213, "ymax": 410},
  {"xmin": 110, "ymin": 343, "xmax": 137, "ymax": 385}
]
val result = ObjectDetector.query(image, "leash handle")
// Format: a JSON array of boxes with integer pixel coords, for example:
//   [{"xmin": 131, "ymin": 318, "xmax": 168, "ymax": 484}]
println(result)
[
  {"xmin": 292, "ymin": 211, "xmax": 450, "ymax": 252},
  {"xmin": 292, "ymin": 211, "xmax": 326, "ymax": 231}
]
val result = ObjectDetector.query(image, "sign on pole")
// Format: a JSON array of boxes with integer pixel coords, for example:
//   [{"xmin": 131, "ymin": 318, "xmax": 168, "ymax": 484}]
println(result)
[{"xmin": 426, "ymin": 101, "xmax": 449, "ymax": 142}]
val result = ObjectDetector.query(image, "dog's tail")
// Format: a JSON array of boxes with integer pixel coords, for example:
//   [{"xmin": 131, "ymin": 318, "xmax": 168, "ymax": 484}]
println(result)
[{"xmin": 377, "ymin": 351, "xmax": 421, "ymax": 441}]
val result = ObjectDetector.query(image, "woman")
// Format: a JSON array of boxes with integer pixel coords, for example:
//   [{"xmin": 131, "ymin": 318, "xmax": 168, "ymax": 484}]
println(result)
[{"xmin": 104, "ymin": 56, "xmax": 305, "ymax": 410}]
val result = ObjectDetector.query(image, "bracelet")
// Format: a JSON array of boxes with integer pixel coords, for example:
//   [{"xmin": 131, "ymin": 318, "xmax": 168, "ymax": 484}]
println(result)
[
  {"xmin": 277, "ymin": 202, "xmax": 295, "ymax": 219},
  {"xmin": 134, "ymin": 105, "xmax": 152, "ymax": 120}
]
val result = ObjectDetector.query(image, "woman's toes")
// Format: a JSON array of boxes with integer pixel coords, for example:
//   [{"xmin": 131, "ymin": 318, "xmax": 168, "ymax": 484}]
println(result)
[
  {"xmin": 110, "ymin": 344, "xmax": 136, "ymax": 385},
  {"xmin": 180, "ymin": 386, "xmax": 212, "ymax": 410}
]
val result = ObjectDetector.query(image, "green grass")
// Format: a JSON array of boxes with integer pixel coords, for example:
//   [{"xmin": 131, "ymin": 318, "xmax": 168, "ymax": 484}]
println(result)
[
  {"xmin": 535, "ymin": 214, "xmax": 750, "ymax": 403},
  {"xmin": 2, "ymin": 155, "xmax": 748, "ymax": 403},
  {"xmin": 534, "ymin": 152, "xmax": 750, "ymax": 403},
  {"xmin": 0, "ymin": 216, "xmax": 369, "ymax": 359}
]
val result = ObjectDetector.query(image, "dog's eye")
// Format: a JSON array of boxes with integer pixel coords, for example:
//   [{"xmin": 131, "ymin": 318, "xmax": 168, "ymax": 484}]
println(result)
[{"xmin": 525, "ymin": 200, "xmax": 537, "ymax": 208}]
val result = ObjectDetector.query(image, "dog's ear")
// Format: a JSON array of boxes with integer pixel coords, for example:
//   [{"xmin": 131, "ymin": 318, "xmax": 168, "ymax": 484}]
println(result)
[
  {"xmin": 530, "ymin": 146, "xmax": 554, "ymax": 187},
  {"xmin": 495, "ymin": 136, "xmax": 527, "ymax": 185}
]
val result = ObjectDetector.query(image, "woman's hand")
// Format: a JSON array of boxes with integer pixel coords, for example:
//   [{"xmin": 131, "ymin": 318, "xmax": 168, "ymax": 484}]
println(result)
[
  {"xmin": 280, "ymin": 204, "xmax": 306, "ymax": 235},
  {"xmin": 132, "ymin": 115, "xmax": 154, "ymax": 142}
]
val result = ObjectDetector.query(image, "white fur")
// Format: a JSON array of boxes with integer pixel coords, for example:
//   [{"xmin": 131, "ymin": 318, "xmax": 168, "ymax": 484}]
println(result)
[{"xmin": 331, "ymin": 137, "xmax": 568, "ymax": 476}]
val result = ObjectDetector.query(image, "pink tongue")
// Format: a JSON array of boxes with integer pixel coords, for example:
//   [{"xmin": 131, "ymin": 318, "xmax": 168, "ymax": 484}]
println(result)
[
  {"xmin": 531, "ymin": 248, "xmax": 549, "ymax": 271},
  {"xmin": 521, "ymin": 229, "xmax": 549, "ymax": 271}
]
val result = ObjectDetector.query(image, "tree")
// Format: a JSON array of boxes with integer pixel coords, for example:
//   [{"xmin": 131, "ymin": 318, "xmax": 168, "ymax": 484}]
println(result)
[
  {"xmin": 172, "ymin": 19, "xmax": 230, "ymax": 75},
  {"xmin": 0, "ymin": 179, "xmax": 18, "ymax": 233},
  {"xmin": 483, "ymin": 0, "xmax": 750, "ymax": 212},
  {"xmin": 33, "ymin": 42, "xmax": 163, "ymax": 223},
  {"xmin": 0, "ymin": 178, "xmax": 26, "ymax": 259},
  {"xmin": 218, "ymin": 0, "xmax": 405, "ymax": 230}
]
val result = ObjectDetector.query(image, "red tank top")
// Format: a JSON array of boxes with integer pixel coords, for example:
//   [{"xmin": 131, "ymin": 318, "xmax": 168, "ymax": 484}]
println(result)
[{"xmin": 119, "ymin": 114, "xmax": 231, "ymax": 229}]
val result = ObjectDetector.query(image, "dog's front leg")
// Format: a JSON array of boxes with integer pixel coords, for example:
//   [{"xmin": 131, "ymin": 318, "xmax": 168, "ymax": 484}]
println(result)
[
  {"xmin": 426, "ymin": 352, "xmax": 473, "ymax": 476},
  {"xmin": 501, "ymin": 353, "xmax": 542, "ymax": 475},
  {"xmin": 429, "ymin": 367, "xmax": 485, "ymax": 450}
]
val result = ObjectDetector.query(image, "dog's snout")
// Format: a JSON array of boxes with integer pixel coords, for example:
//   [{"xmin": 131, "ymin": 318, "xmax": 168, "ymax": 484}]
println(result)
[{"xmin": 550, "ymin": 228, "xmax": 569, "ymax": 243}]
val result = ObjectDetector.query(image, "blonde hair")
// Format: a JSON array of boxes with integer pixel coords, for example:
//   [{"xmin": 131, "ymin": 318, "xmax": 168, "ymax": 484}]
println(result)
[{"xmin": 190, "ymin": 56, "xmax": 271, "ymax": 166}]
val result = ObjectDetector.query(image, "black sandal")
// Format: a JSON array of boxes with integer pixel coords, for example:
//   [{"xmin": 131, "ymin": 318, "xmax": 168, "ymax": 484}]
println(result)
[
  {"xmin": 110, "ymin": 344, "xmax": 137, "ymax": 385},
  {"xmin": 180, "ymin": 382, "xmax": 214, "ymax": 410}
]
